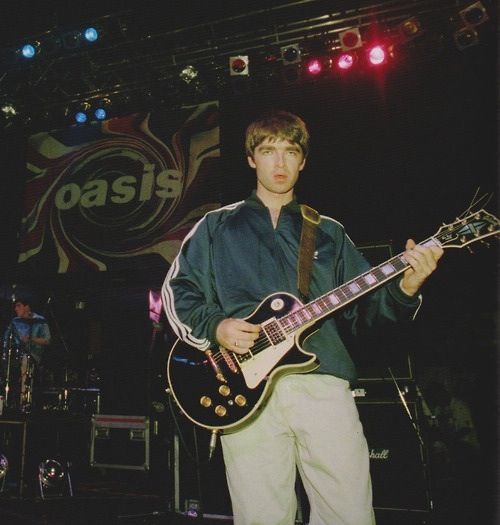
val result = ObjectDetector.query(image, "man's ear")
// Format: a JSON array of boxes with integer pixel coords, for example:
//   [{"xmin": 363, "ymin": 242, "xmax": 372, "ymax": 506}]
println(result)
[
  {"xmin": 247, "ymin": 155, "xmax": 256, "ymax": 169},
  {"xmin": 299, "ymin": 157, "xmax": 306, "ymax": 171}
]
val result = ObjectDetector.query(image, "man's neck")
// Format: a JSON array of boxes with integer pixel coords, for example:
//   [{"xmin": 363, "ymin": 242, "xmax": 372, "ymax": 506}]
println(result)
[
  {"xmin": 256, "ymin": 189, "xmax": 293, "ymax": 228},
  {"xmin": 256, "ymin": 188, "xmax": 293, "ymax": 212}
]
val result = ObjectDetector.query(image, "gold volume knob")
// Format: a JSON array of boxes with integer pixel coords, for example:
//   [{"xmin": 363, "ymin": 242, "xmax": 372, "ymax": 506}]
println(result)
[
  {"xmin": 219, "ymin": 385, "xmax": 231, "ymax": 396},
  {"xmin": 234, "ymin": 395, "xmax": 247, "ymax": 407},
  {"xmin": 200, "ymin": 396, "xmax": 212, "ymax": 407},
  {"xmin": 215, "ymin": 405, "xmax": 227, "ymax": 417}
]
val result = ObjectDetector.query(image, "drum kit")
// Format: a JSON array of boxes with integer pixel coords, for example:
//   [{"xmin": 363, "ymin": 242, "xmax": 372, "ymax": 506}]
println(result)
[
  {"xmin": 1, "ymin": 317, "xmax": 38, "ymax": 414},
  {"xmin": 0, "ymin": 284, "xmax": 101, "ymax": 418}
]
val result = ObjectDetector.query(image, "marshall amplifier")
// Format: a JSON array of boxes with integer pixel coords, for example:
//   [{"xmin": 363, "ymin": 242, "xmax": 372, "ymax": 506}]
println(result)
[{"xmin": 355, "ymin": 398, "xmax": 432, "ymax": 513}]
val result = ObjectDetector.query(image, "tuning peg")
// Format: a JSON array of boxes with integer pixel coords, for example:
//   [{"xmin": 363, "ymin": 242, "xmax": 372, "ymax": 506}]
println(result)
[{"xmin": 466, "ymin": 246, "xmax": 474, "ymax": 254}]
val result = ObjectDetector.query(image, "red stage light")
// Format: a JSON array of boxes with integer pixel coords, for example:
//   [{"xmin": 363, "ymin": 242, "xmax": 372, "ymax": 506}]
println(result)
[
  {"xmin": 306, "ymin": 58, "xmax": 322, "ymax": 75},
  {"xmin": 367, "ymin": 45, "xmax": 386, "ymax": 66},
  {"xmin": 336, "ymin": 53, "xmax": 355, "ymax": 70}
]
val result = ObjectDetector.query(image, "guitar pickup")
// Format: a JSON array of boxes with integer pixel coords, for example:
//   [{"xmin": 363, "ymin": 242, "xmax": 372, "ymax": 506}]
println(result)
[{"xmin": 219, "ymin": 347, "xmax": 240, "ymax": 374}]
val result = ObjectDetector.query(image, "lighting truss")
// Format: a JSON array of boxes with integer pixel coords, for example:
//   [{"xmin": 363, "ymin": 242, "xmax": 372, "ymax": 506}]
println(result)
[{"xmin": 0, "ymin": 0, "xmax": 494, "ymax": 130}]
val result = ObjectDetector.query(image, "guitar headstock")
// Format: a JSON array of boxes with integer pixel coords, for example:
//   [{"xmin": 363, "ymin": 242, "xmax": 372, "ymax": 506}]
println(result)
[{"xmin": 434, "ymin": 209, "xmax": 499, "ymax": 249}]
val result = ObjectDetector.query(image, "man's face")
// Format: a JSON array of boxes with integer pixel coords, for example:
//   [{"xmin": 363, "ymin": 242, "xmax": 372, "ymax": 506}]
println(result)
[
  {"xmin": 14, "ymin": 302, "xmax": 31, "ymax": 319},
  {"xmin": 248, "ymin": 138, "xmax": 306, "ymax": 198}
]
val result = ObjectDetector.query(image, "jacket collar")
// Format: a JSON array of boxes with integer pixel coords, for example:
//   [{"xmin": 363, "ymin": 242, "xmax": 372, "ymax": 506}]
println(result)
[{"xmin": 245, "ymin": 190, "xmax": 301, "ymax": 214}]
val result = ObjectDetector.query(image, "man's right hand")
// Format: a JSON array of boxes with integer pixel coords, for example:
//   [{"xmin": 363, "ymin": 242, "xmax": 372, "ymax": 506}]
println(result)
[{"xmin": 216, "ymin": 318, "xmax": 261, "ymax": 354}]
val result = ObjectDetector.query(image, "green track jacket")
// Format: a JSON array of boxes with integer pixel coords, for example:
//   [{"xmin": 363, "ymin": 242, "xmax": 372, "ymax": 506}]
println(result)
[{"xmin": 163, "ymin": 191, "xmax": 421, "ymax": 383}]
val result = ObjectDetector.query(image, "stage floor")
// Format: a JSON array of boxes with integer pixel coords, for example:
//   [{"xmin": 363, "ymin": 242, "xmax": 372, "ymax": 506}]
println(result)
[{"xmin": 0, "ymin": 413, "xmax": 494, "ymax": 524}]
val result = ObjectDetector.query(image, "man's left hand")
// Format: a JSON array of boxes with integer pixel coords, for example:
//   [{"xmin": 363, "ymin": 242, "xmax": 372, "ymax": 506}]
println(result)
[{"xmin": 400, "ymin": 239, "xmax": 443, "ymax": 296}]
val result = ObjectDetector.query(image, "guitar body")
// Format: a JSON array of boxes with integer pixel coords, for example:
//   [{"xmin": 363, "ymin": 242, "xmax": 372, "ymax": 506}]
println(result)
[{"xmin": 167, "ymin": 292, "xmax": 319, "ymax": 433}]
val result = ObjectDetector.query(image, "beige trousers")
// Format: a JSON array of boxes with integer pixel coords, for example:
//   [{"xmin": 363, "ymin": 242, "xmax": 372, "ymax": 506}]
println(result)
[{"xmin": 221, "ymin": 374, "xmax": 376, "ymax": 525}]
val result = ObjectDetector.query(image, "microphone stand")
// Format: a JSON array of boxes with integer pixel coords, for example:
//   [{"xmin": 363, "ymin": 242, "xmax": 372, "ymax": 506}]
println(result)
[
  {"xmin": 21, "ymin": 319, "xmax": 35, "ymax": 413},
  {"xmin": 2, "ymin": 321, "xmax": 19, "ymax": 409},
  {"xmin": 45, "ymin": 297, "xmax": 72, "ymax": 411},
  {"xmin": 388, "ymin": 367, "xmax": 435, "ymax": 512},
  {"xmin": 388, "ymin": 367, "xmax": 424, "ymax": 447}
]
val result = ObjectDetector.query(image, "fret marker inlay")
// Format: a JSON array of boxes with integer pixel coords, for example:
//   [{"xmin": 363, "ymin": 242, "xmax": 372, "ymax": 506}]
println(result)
[
  {"xmin": 364, "ymin": 273, "xmax": 377, "ymax": 285},
  {"xmin": 381, "ymin": 263, "xmax": 396, "ymax": 276}
]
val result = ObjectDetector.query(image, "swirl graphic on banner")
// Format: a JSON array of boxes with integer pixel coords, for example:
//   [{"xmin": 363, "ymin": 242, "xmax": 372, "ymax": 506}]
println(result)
[{"xmin": 18, "ymin": 102, "xmax": 221, "ymax": 272}]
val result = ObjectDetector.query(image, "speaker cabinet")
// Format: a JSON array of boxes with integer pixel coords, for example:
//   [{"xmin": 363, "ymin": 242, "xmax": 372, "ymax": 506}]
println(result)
[{"xmin": 356, "ymin": 399, "xmax": 432, "ymax": 512}]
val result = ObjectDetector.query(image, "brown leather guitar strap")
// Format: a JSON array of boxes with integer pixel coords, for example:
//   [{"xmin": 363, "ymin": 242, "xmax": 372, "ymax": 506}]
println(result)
[{"xmin": 297, "ymin": 204, "xmax": 321, "ymax": 302}]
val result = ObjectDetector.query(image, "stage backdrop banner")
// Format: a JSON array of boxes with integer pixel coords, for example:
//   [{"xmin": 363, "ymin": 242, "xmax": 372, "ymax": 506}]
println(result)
[{"xmin": 17, "ymin": 102, "xmax": 221, "ymax": 274}]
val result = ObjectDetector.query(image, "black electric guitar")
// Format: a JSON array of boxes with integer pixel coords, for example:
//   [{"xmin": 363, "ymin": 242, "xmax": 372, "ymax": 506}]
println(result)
[{"xmin": 167, "ymin": 209, "xmax": 499, "ymax": 433}]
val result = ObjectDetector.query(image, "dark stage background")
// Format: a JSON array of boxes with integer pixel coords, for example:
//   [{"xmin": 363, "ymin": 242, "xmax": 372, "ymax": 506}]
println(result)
[{"xmin": 0, "ymin": 1, "xmax": 497, "ymax": 523}]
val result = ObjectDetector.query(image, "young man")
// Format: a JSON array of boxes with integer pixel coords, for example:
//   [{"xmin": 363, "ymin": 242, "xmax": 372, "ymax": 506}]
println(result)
[
  {"xmin": 2, "ymin": 297, "xmax": 51, "ymax": 412},
  {"xmin": 163, "ymin": 110, "xmax": 443, "ymax": 524}
]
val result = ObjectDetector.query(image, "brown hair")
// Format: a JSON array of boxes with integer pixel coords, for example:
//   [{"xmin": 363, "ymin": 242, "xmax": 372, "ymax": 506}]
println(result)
[{"xmin": 245, "ymin": 110, "xmax": 310, "ymax": 158}]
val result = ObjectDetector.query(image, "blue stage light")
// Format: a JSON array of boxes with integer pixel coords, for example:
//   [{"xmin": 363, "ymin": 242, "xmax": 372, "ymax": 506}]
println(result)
[
  {"xmin": 75, "ymin": 112, "xmax": 88, "ymax": 124},
  {"xmin": 94, "ymin": 108, "xmax": 106, "ymax": 120},
  {"xmin": 21, "ymin": 44, "xmax": 36, "ymax": 59},
  {"xmin": 84, "ymin": 27, "xmax": 99, "ymax": 43}
]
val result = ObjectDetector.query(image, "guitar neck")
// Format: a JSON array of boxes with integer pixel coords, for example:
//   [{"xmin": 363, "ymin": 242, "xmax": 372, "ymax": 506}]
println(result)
[{"xmin": 278, "ymin": 237, "xmax": 439, "ymax": 335}]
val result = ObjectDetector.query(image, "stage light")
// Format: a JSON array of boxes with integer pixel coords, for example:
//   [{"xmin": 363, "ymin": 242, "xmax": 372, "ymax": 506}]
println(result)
[
  {"xmin": 179, "ymin": 65, "xmax": 198, "ymax": 84},
  {"xmin": 39, "ymin": 459, "xmax": 64, "ymax": 488},
  {"xmin": 397, "ymin": 17, "xmax": 423, "ymax": 42},
  {"xmin": 454, "ymin": 27, "xmax": 479, "ymax": 50},
  {"xmin": 73, "ymin": 102, "xmax": 91, "ymax": 124},
  {"xmin": 75, "ymin": 111, "xmax": 88, "ymax": 124},
  {"xmin": 339, "ymin": 28, "xmax": 363, "ymax": 51},
  {"xmin": 336, "ymin": 52, "xmax": 356, "ymax": 71},
  {"xmin": 94, "ymin": 108, "xmax": 106, "ymax": 120},
  {"xmin": 229, "ymin": 56, "xmax": 249, "ymax": 76},
  {"xmin": 281, "ymin": 44, "xmax": 301, "ymax": 65},
  {"xmin": 1, "ymin": 103, "xmax": 17, "ymax": 116},
  {"xmin": 83, "ymin": 27, "xmax": 99, "ymax": 43},
  {"xmin": 0, "ymin": 454, "xmax": 8, "ymax": 476},
  {"xmin": 20, "ymin": 43, "xmax": 38, "ymax": 59},
  {"xmin": 93, "ymin": 98, "xmax": 111, "ymax": 121},
  {"xmin": 38, "ymin": 459, "xmax": 73, "ymax": 499},
  {"xmin": 459, "ymin": 2, "xmax": 489, "ymax": 27},
  {"xmin": 367, "ymin": 45, "xmax": 387, "ymax": 66},
  {"xmin": 305, "ymin": 58, "xmax": 324, "ymax": 76},
  {"xmin": 0, "ymin": 454, "xmax": 7, "ymax": 492}
]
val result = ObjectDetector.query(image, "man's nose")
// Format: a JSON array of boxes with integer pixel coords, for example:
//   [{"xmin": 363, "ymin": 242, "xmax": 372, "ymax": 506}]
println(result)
[{"xmin": 275, "ymin": 152, "xmax": 285, "ymax": 167}]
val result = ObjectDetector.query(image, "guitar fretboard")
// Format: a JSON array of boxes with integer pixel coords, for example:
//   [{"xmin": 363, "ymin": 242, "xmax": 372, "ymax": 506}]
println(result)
[{"xmin": 261, "ymin": 237, "xmax": 440, "ymax": 348}]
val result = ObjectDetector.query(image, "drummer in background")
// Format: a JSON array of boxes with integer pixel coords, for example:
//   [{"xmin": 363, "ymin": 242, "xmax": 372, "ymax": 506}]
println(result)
[{"xmin": 3, "ymin": 296, "xmax": 51, "ymax": 411}]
